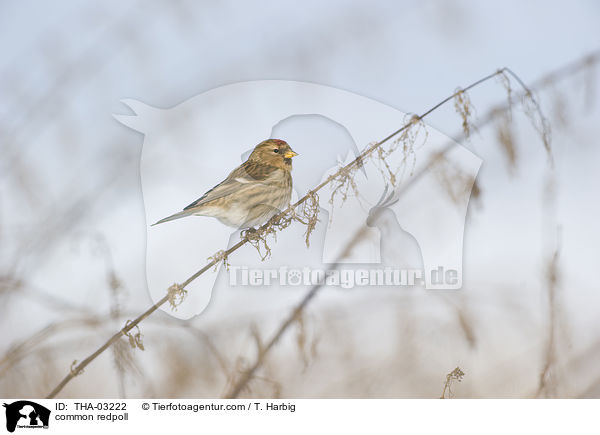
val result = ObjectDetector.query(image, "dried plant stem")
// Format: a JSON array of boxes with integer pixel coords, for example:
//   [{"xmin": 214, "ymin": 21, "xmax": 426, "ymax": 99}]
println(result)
[
  {"xmin": 223, "ymin": 283, "xmax": 323, "ymax": 398},
  {"xmin": 223, "ymin": 226, "xmax": 367, "ymax": 398},
  {"xmin": 45, "ymin": 51, "xmax": 600, "ymax": 398},
  {"xmin": 45, "ymin": 290, "xmax": 194, "ymax": 398},
  {"xmin": 440, "ymin": 367, "xmax": 465, "ymax": 399}
]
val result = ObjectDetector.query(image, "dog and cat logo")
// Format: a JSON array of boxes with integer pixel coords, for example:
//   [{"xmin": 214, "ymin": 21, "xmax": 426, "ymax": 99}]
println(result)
[
  {"xmin": 3, "ymin": 401, "xmax": 50, "ymax": 432},
  {"xmin": 117, "ymin": 81, "xmax": 482, "ymax": 319}
]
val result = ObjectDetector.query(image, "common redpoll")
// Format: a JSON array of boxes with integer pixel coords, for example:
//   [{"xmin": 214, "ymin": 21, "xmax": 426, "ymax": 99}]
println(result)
[{"xmin": 152, "ymin": 139, "xmax": 298, "ymax": 229}]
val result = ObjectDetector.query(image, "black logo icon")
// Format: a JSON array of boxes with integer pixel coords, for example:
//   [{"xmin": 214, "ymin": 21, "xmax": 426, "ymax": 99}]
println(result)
[{"xmin": 3, "ymin": 401, "xmax": 50, "ymax": 433}]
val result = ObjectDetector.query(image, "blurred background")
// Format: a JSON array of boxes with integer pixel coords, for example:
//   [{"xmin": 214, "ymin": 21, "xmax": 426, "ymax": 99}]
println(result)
[{"xmin": 1, "ymin": 0, "xmax": 599, "ymax": 398}]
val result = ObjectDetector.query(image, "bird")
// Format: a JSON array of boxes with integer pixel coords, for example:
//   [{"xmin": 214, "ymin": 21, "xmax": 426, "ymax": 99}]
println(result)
[{"xmin": 152, "ymin": 139, "xmax": 298, "ymax": 229}]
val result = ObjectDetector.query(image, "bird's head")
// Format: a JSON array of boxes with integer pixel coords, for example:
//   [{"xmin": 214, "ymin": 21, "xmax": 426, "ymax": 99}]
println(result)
[{"xmin": 249, "ymin": 139, "xmax": 298, "ymax": 170}]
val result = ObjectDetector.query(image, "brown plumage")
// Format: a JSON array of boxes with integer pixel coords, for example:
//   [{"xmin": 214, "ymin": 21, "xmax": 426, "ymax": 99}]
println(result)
[{"xmin": 152, "ymin": 139, "xmax": 298, "ymax": 228}]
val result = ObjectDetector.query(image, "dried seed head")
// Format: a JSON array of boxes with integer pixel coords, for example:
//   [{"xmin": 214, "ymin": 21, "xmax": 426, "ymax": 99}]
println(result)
[
  {"xmin": 454, "ymin": 88, "xmax": 474, "ymax": 139},
  {"xmin": 167, "ymin": 283, "xmax": 187, "ymax": 311}
]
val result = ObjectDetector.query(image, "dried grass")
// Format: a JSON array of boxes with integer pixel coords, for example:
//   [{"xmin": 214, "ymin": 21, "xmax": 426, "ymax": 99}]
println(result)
[
  {"xmin": 454, "ymin": 88, "xmax": 475, "ymax": 139},
  {"xmin": 440, "ymin": 366, "xmax": 465, "ymax": 399},
  {"xmin": 167, "ymin": 283, "xmax": 188, "ymax": 311}
]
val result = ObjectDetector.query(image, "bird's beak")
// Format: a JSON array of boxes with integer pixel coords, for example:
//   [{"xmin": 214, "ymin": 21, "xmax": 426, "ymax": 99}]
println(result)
[{"xmin": 284, "ymin": 149, "xmax": 298, "ymax": 159}]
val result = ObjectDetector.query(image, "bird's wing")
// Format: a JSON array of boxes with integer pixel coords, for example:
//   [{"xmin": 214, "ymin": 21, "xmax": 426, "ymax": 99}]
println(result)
[{"xmin": 183, "ymin": 161, "xmax": 278, "ymax": 210}]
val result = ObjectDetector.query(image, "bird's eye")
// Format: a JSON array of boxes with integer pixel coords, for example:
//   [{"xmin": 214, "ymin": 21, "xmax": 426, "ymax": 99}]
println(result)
[{"xmin": 273, "ymin": 149, "xmax": 279, "ymax": 153}]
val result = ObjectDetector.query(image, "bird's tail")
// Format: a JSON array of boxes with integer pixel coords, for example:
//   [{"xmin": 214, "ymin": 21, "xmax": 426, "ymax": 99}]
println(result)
[{"xmin": 151, "ymin": 210, "xmax": 195, "ymax": 226}]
